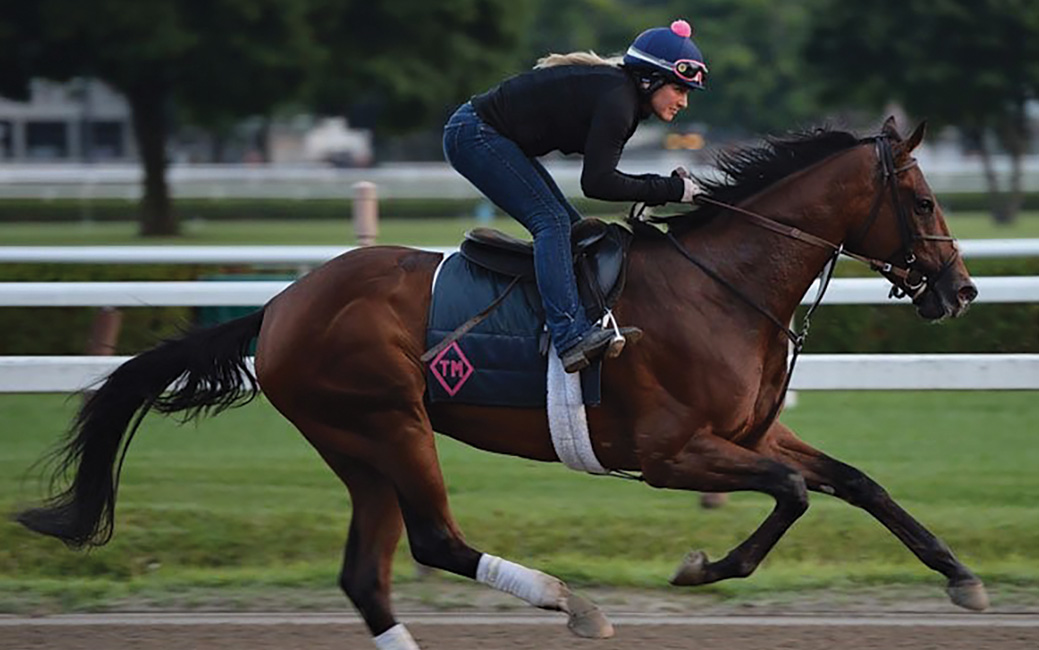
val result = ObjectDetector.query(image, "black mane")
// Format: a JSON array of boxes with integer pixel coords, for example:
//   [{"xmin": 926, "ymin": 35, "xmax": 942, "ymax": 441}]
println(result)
[{"xmin": 638, "ymin": 127, "xmax": 862, "ymax": 234}]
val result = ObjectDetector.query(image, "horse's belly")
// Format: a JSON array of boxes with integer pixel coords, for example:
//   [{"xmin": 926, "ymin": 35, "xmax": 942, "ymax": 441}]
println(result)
[{"xmin": 428, "ymin": 403, "xmax": 559, "ymax": 462}]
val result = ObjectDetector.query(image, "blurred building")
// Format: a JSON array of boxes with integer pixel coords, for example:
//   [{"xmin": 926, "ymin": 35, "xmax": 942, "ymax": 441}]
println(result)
[
  {"xmin": 0, "ymin": 78, "xmax": 374, "ymax": 166},
  {"xmin": 270, "ymin": 116, "xmax": 373, "ymax": 167},
  {"xmin": 0, "ymin": 78, "xmax": 135, "ymax": 162}
]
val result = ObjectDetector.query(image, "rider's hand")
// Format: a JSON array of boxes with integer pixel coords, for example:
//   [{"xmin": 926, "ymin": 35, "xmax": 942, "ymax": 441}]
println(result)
[{"xmin": 672, "ymin": 167, "xmax": 703, "ymax": 203}]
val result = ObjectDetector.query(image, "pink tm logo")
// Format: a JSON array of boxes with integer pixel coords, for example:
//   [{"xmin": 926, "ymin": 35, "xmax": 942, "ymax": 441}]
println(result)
[{"xmin": 429, "ymin": 341, "xmax": 474, "ymax": 397}]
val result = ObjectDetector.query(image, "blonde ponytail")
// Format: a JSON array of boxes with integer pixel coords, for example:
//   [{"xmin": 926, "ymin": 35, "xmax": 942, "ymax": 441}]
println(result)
[{"xmin": 534, "ymin": 51, "xmax": 622, "ymax": 69}]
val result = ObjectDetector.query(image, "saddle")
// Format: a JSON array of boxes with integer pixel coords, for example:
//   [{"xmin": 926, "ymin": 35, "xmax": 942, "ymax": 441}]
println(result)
[
  {"xmin": 423, "ymin": 219, "xmax": 631, "ymax": 407},
  {"xmin": 459, "ymin": 218, "xmax": 632, "ymax": 321}
]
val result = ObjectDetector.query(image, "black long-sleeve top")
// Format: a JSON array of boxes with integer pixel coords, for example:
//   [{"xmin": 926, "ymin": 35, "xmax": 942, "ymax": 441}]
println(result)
[{"xmin": 471, "ymin": 65, "xmax": 684, "ymax": 206}]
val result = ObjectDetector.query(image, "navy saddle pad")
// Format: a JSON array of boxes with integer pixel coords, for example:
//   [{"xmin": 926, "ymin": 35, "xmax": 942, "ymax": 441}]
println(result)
[{"xmin": 425, "ymin": 252, "xmax": 600, "ymax": 408}]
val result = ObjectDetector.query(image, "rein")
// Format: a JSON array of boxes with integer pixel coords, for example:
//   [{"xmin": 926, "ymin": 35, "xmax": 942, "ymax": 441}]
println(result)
[
  {"xmin": 656, "ymin": 224, "xmax": 838, "ymax": 438},
  {"xmin": 638, "ymin": 134, "xmax": 960, "ymax": 434}
]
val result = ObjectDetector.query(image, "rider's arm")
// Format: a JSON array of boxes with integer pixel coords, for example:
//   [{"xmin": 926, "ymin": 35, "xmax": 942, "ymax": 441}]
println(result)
[{"xmin": 581, "ymin": 87, "xmax": 684, "ymax": 205}]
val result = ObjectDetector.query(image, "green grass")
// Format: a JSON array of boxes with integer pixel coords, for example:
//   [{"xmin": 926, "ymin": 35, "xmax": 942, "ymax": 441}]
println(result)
[
  {"xmin": 0, "ymin": 212, "xmax": 1037, "ymax": 246},
  {"xmin": 1, "ymin": 391, "xmax": 1037, "ymax": 611}
]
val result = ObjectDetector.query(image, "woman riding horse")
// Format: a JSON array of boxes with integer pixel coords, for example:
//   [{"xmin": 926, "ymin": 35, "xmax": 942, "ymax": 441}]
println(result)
[
  {"xmin": 17, "ymin": 91, "xmax": 984, "ymax": 650},
  {"xmin": 445, "ymin": 19, "xmax": 707, "ymax": 373}
]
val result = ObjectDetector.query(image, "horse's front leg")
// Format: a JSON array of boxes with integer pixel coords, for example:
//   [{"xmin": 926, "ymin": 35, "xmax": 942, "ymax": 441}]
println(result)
[
  {"xmin": 640, "ymin": 433, "xmax": 809, "ymax": 586},
  {"xmin": 758, "ymin": 421, "xmax": 989, "ymax": 611}
]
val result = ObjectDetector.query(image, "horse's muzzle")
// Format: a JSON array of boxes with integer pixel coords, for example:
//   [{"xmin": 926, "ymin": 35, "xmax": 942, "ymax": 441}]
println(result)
[{"xmin": 914, "ymin": 272, "xmax": 977, "ymax": 321}]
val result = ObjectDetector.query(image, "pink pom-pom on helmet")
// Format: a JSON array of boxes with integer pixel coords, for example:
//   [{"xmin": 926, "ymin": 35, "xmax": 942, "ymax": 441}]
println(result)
[{"xmin": 670, "ymin": 19, "xmax": 693, "ymax": 38}]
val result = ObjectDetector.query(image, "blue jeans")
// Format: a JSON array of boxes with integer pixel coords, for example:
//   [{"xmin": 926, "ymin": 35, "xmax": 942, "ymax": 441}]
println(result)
[{"xmin": 443, "ymin": 102, "xmax": 592, "ymax": 354}]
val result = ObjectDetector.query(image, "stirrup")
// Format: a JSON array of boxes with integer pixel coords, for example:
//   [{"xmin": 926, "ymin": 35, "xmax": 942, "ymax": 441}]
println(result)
[
  {"xmin": 561, "ymin": 322, "xmax": 643, "ymax": 373},
  {"xmin": 602, "ymin": 311, "xmax": 639, "ymax": 359}
]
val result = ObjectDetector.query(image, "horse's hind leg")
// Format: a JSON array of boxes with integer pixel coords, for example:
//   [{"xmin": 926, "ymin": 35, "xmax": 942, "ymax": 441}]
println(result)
[
  {"xmin": 379, "ymin": 410, "xmax": 614, "ymax": 639},
  {"xmin": 759, "ymin": 421, "xmax": 988, "ymax": 611},
  {"xmin": 314, "ymin": 448, "xmax": 422, "ymax": 648}
]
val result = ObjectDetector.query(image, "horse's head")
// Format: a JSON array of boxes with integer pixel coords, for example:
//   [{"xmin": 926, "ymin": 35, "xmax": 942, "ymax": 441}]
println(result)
[{"xmin": 846, "ymin": 117, "xmax": 977, "ymax": 321}]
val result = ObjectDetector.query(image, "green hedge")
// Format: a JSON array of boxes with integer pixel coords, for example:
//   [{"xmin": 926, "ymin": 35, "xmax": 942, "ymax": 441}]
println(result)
[
  {"xmin": 42, "ymin": 194, "xmax": 1032, "ymax": 222},
  {"xmin": 801, "ymin": 303, "xmax": 1039, "ymax": 353},
  {"xmin": 0, "ymin": 191, "xmax": 1035, "ymax": 223},
  {"xmin": 940, "ymin": 192, "xmax": 1039, "ymax": 213},
  {"xmin": 1, "ymin": 258, "xmax": 1036, "ymax": 355},
  {"xmin": 0, "ymin": 264, "xmax": 278, "ymax": 355},
  {"xmin": 0, "ymin": 197, "xmax": 618, "ymax": 222},
  {"xmin": 801, "ymin": 256, "xmax": 1039, "ymax": 353}
]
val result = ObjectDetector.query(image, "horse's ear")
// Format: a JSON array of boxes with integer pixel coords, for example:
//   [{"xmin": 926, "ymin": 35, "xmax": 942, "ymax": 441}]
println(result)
[
  {"xmin": 881, "ymin": 115, "xmax": 901, "ymax": 140},
  {"xmin": 902, "ymin": 121, "xmax": 927, "ymax": 154}
]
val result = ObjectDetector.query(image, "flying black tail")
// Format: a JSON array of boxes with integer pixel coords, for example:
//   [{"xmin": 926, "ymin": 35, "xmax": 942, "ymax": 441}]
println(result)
[{"xmin": 15, "ymin": 309, "xmax": 265, "ymax": 548}]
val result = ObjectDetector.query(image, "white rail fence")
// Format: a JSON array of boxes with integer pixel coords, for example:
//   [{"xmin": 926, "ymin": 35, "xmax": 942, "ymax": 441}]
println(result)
[
  {"xmin": 0, "ymin": 238, "xmax": 1037, "ymax": 264},
  {"xmin": 1, "ymin": 243, "xmax": 1037, "ymax": 393},
  {"xmin": 0, "ymin": 275, "xmax": 1037, "ymax": 307}
]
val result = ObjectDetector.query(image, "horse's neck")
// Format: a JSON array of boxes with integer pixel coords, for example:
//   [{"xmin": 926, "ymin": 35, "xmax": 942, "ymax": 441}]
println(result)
[{"xmin": 672, "ymin": 147, "xmax": 870, "ymax": 327}]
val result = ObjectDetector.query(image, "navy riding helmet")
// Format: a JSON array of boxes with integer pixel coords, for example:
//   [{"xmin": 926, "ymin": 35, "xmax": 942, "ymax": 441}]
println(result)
[{"xmin": 623, "ymin": 19, "xmax": 708, "ymax": 94}]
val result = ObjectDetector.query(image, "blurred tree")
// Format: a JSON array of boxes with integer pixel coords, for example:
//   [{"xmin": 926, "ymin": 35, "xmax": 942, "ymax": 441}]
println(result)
[
  {"xmin": 0, "ymin": 0, "xmax": 524, "ymax": 235},
  {"xmin": 806, "ymin": 0, "xmax": 1039, "ymax": 223},
  {"xmin": 663, "ymin": 0, "xmax": 826, "ymax": 136},
  {"xmin": 517, "ymin": 0, "xmax": 653, "ymax": 64},
  {"xmin": 0, "ymin": 0, "xmax": 322, "ymax": 236},
  {"xmin": 309, "ymin": 0, "xmax": 525, "ymax": 134},
  {"xmin": 501, "ymin": 0, "xmax": 829, "ymax": 139},
  {"xmin": 462, "ymin": 0, "xmax": 829, "ymax": 141}
]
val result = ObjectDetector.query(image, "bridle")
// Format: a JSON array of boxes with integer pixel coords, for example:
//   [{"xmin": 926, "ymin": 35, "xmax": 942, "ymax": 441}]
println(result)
[
  {"xmin": 644, "ymin": 133, "xmax": 962, "ymax": 328},
  {"xmin": 847, "ymin": 135, "xmax": 959, "ymax": 299},
  {"xmin": 633, "ymin": 132, "xmax": 961, "ymax": 435}
]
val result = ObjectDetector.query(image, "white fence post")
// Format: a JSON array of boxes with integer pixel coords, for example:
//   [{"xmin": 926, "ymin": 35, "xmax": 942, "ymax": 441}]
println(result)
[
  {"xmin": 352, "ymin": 181, "xmax": 378, "ymax": 246},
  {"xmin": 84, "ymin": 306, "xmax": 123, "ymax": 356}
]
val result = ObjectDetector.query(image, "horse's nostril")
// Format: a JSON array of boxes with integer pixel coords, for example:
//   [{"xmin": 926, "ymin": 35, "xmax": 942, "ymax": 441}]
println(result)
[{"xmin": 959, "ymin": 283, "xmax": 978, "ymax": 303}]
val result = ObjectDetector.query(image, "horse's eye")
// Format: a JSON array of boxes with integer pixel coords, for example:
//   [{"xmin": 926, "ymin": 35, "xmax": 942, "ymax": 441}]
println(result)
[{"xmin": 915, "ymin": 197, "xmax": 935, "ymax": 215}]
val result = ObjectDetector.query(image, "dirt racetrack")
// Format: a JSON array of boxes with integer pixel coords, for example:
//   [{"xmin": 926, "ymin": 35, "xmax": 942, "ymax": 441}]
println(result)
[{"xmin": 4, "ymin": 613, "xmax": 1039, "ymax": 650}]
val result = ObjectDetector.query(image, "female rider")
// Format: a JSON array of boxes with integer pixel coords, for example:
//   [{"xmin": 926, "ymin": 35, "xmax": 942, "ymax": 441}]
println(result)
[{"xmin": 443, "ymin": 19, "xmax": 707, "ymax": 373}]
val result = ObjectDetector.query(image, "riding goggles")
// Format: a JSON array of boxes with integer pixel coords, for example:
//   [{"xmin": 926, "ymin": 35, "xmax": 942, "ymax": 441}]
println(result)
[
  {"xmin": 625, "ymin": 46, "xmax": 708, "ymax": 87},
  {"xmin": 673, "ymin": 59, "xmax": 707, "ymax": 83}
]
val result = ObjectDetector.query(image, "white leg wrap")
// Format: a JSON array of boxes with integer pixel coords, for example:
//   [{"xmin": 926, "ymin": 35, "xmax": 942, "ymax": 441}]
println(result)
[
  {"xmin": 373, "ymin": 624, "xmax": 420, "ymax": 650},
  {"xmin": 476, "ymin": 554, "xmax": 566, "ymax": 609}
]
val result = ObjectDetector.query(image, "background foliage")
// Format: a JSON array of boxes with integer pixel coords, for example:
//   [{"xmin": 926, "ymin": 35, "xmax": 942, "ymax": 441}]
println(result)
[
  {"xmin": 0, "ymin": 0, "xmax": 523, "ymax": 235},
  {"xmin": 4, "ymin": 0, "xmax": 1038, "ymax": 232},
  {"xmin": 806, "ymin": 0, "xmax": 1039, "ymax": 222}
]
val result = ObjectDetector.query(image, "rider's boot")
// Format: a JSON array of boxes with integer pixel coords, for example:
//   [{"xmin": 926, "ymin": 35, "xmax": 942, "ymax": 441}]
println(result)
[{"xmin": 561, "ymin": 326, "xmax": 643, "ymax": 373}]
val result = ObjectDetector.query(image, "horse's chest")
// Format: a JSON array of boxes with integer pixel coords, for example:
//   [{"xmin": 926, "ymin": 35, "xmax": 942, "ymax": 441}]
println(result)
[{"xmin": 655, "ymin": 342, "xmax": 781, "ymax": 436}]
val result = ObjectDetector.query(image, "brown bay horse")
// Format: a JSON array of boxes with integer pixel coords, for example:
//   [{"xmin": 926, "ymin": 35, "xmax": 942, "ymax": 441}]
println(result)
[{"xmin": 17, "ymin": 118, "xmax": 985, "ymax": 648}]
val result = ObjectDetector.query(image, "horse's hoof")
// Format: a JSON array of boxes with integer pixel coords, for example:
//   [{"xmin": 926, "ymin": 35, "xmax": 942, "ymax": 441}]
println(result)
[
  {"xmin": 670, "ymin": 550, "xmax": 709, "ymax": 586},
  {"xmin": 565, "ymin": 592, "xmax": 615, "ymax": 638},
  {"xmin": 947, "ymin": 578, "xmax": 989, "ymax": 611}
]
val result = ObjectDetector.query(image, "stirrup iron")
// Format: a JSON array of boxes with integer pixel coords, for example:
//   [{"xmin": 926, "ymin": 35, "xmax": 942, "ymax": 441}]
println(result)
[{"xmin": 601, "ymin": 310, "xmax": 626, "ymax": 359}]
